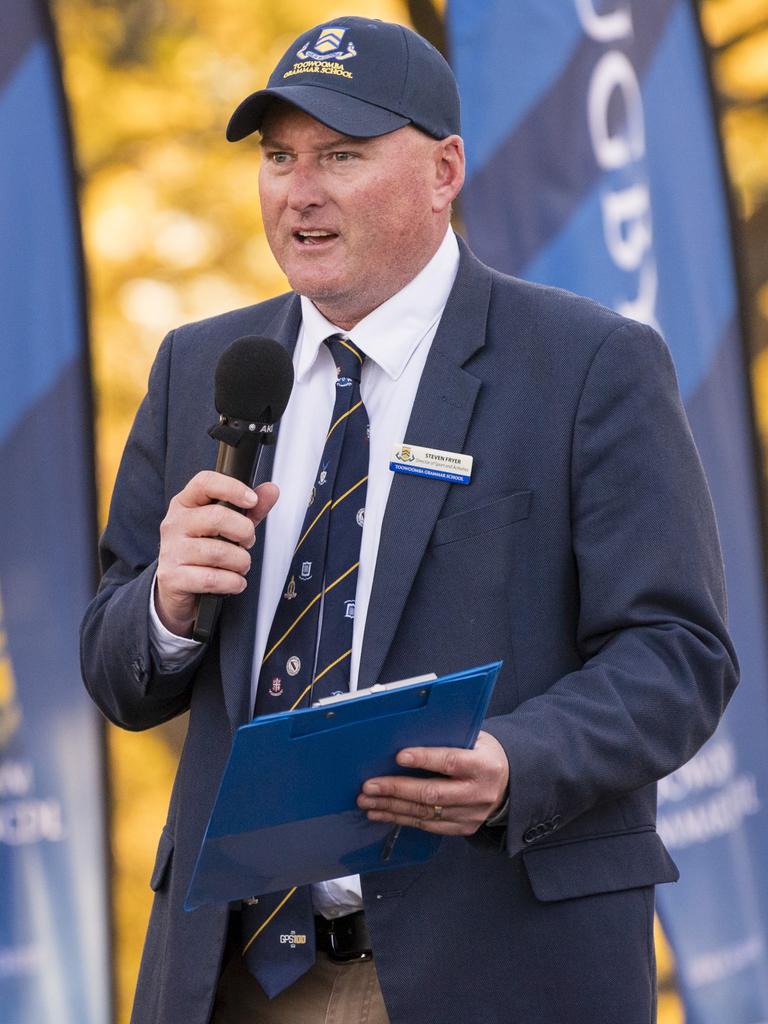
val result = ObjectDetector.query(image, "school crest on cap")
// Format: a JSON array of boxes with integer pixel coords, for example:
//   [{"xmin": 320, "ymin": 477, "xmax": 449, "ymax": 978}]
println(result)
[{"xmin": 297, "ymin": 26, "xmax": 357, "ymax": 62}]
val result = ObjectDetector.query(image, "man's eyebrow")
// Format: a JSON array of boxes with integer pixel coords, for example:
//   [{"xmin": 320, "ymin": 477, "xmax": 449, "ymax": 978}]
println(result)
[{"xmin": 259, "ymin": 132, "xmax": 367, "ymax": 151}]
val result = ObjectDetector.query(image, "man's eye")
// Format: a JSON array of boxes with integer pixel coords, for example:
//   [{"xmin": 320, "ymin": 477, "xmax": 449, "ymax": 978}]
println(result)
[
  {"xmin": 331, "ymin": 151, "xmax": 355, "ymax": 162},
  {"xmin": 269, "ymin": 152, "xmax": 290, "ymax": 164}
]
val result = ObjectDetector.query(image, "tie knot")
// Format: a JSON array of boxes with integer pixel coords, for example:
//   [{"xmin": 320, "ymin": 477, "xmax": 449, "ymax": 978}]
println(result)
[{"xmin": 325, "ymin": 335, "xmax": 364, "ymax": 384}]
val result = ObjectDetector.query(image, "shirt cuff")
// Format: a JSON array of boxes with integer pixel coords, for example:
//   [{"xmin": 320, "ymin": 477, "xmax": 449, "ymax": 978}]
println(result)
[
  {"xmin": 149, "ymin": 573, "xmax": 203, "ymax": 670},
  {"xmin": 484, "ymin": 792, "xmax": 510, "ymax": 828}
]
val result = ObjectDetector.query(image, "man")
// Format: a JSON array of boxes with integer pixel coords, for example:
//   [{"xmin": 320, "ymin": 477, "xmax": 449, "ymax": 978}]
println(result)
[{"xmin": 80, "ymin": 15, "xmax": 737, "ymax": 1024}]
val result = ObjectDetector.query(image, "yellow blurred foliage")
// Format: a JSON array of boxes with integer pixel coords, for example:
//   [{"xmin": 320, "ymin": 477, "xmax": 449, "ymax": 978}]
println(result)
[
  {"xmin": 656, "ymin": 918, "xmax": 686, "ymax": 1024},
  {"xmin": 0, "ymin": 589, "xmax": 22, "ymax": 748},
  {"xmin": 702, "ymin": 0, "xmax": 768, "ymax": 47},
  {"xmin": 717, "ymin": 26, "xmax": 768, "ymax": 100},
  {"xmin": 720, "ymin": 104, "xmax": 768, "ymax": 218},
  {"xmin": 752, "ymin": 344, "xmax": 768, "ymax": 438}
]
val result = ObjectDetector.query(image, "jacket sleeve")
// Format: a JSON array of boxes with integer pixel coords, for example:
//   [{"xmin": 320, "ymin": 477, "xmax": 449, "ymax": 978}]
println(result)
[
  {"xmin": 482, "ymin": 321, "xmax": 739, "ymax": 854},
  {"xmin": 80, "ymin": 330, "xmax": 206, "ymax": 730}
]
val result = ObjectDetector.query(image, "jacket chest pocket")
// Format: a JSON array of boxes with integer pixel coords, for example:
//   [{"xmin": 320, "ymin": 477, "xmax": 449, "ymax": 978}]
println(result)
[{"xmin": 431, "ymin": 490, "xmax": 532, "ymax": 548}]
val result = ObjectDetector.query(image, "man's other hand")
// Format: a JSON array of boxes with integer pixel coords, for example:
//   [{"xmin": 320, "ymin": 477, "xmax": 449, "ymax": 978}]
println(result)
[
  {"xmin": 357, "ymin": 731, "xmax": 510, "ymax": 834},
  {"xmin": 155, "ymin": 471, "xmax": 279, "ymax": 637}
]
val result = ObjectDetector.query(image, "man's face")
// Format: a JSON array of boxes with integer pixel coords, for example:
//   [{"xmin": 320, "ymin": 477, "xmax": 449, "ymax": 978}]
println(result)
[{"xmin": 258, "ymin": 104, "xmax": 455, "ymax": 329}]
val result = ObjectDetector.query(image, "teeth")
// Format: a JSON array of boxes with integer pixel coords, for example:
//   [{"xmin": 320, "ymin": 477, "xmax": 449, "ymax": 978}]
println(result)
[{"xmin": 298, "ymin": 230, "xmax": 333, "ymax": 238}]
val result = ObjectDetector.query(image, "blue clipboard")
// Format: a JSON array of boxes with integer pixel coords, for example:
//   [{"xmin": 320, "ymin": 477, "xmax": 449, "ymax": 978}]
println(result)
[{"xmin": 185, "ymin": 661, "xmax": 501, "ymax": 910}]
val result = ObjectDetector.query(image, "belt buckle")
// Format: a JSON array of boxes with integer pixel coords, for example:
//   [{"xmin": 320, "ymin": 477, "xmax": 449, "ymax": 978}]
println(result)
[{"xmin": 327, "ymin": 917, "xmax": 372, "ymax": 964}]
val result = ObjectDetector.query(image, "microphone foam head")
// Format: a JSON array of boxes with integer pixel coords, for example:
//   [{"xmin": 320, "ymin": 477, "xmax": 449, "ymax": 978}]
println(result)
[{"xmin": 214, "ymin": 336, "xmax": 294, "ymax": 424}]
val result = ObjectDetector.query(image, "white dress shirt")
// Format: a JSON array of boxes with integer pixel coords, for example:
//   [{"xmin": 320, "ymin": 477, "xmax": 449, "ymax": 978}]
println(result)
[{"xmin": 150, "ymin": 226, "xmax": 460, "ymax": 917}]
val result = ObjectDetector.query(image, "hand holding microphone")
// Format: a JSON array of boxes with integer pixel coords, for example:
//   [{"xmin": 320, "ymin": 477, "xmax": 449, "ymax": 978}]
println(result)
[{"xmin": 154, "ymin": 336, "xmax": 294, "ymax": 640}]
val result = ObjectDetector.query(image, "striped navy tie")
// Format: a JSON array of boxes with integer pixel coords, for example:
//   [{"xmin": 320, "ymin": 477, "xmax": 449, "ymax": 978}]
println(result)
[{"xmin": 241, "ymin": 334, "xmax": 369, "ymax": 997}]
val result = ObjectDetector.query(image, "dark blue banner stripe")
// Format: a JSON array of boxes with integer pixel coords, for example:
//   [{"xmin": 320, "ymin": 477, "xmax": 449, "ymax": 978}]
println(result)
[
  {"xmin": 0, "ymin": 3, "xmax": 39, "ymax": 90},
  {"xmin": 454, "ymin": 0, "xmax": 676, "ymax": 278},
  {"xmin": 448, "ymin": 7, "xmax": 585, "ymax": 180}
]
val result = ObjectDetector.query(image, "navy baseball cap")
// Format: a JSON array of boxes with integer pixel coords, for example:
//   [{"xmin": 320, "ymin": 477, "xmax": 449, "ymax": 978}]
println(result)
[{"xmin": 226, "ymin": 16, "xmax": 461, "ymax": 142}]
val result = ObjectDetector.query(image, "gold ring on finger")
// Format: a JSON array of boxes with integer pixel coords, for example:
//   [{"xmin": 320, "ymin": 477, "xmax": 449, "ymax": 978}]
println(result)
[{"xmin": 432, "ymin": 805, "xmax": 444, "ymax": 821}]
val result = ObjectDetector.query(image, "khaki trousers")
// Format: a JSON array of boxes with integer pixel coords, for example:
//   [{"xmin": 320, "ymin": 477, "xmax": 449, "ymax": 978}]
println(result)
[{"xmin": 211, "ymin": 950, "xmax": 391, "ymax": 1024}]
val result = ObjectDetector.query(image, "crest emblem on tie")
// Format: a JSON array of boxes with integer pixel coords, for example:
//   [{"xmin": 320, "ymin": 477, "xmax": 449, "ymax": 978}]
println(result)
[
  {"xmin": 344, "ymin": 600, "xmax": 356, "ymax": 620},
  {"xmin": 286, "ymin": 655, "xmax": 301, "ymax": 677},
  {"xmin": 300, "ymin": 561, "xmax": 312, "ymax": 581},
  {"xmin": 269, "ymin": 677, "xmax": 283, "ymax": 697},
  {"xmin": 297, "ymin": 27, "xmax": 357, "ymax": 62},
  {"xmin": 308, "ymin": 486, "xmax": 316, "ymax": 507},
  {"xmin": 356, "ymin": 508, "xmax": 365, "ymax": 528},
  {"xmin": 284, "ymin": 575, "xmax": 297, "ymax": 601},
  {"xmin": 318, "ymin": 462, "xmax": 329, "ymax": 486}
]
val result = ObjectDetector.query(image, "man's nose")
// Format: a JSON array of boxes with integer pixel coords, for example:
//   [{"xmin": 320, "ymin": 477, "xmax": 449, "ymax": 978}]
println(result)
[{"xmin": 286, "ymin": 162, "xmax": 325, "ymax": 211}]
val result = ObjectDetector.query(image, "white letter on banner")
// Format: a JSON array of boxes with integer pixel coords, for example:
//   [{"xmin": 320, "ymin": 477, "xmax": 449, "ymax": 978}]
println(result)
[
  {"xmin": 0, "ymin": 799, "xmax": 65, "ymax": 845},
  {"xmin": 575, "ymin": 0, "xmax": 633, "ymax": 42},
  {"xmin": 618, "ymin": 261, "xmax": 661, "ymax": 331},
  {"xmin": 588, "ymin": 50, "xmax": 645, "ymax": 170},
  {"xmin": 602, "ymin": 184, "xmax": 652, "ymax": 270}
]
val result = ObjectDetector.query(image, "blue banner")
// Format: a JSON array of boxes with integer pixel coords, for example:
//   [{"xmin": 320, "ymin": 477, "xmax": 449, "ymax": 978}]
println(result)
[
  {"xmin": 0, "ymin": 2, "xmax": 110, "ymax": 1021},
  {"xmin": 446, "ymin": 2, "xmax": 768, "ymax": 1020}
]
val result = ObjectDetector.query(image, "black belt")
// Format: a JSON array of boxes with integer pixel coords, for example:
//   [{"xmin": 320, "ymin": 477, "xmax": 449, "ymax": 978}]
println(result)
[{"xmin": 314, "ymin": 911, "xmax": 372, "ymax": 963}]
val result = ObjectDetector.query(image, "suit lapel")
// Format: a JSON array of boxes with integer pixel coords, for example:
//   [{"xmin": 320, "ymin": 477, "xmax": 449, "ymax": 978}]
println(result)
[
  {"xmin": 358, "ymin": 242, "xmax": 493, "ymax": 688},
  {"xmin": 220, "ymin": 295, "xmax": 302, "ymax": 732}
]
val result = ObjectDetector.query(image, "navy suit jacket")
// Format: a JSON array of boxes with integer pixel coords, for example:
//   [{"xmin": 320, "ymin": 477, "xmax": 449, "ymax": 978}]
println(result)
[{"xmin": 81, "ymin": 240, "xmax": 737, "ymax": 1024}]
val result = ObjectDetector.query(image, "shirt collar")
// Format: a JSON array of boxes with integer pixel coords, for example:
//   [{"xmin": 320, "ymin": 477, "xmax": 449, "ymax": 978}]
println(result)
[{"xmin": 296, "ymin": 227, "xmax": 460, "ymax": 382}]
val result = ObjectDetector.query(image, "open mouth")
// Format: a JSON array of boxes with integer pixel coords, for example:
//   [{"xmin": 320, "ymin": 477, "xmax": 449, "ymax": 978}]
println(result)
[{"xmin": 293, "ymin": 229, "xmax": 338, "ymax": 246}]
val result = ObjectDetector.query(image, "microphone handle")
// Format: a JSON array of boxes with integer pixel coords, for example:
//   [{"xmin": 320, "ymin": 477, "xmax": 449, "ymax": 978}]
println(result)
[{"xmin": 192, "ymin": 431, "xmax": 265, "ymax": 643}]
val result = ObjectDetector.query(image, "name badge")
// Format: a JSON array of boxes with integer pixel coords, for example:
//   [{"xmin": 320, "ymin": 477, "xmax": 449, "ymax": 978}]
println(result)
[{"xmin": 390, "ymin": 444, "xmax": 473, "ymax": 485}]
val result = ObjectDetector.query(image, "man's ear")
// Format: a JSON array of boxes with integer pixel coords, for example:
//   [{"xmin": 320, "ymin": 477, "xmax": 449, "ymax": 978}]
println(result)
[{"xmin": 432, "ymin": 135, "xmax": 465, "ymax": 214}]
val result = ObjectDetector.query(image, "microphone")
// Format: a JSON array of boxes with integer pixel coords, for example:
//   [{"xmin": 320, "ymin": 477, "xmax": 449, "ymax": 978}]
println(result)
[{"xmin": 192, "ymin": 335, "xmax": 294, "ymax": 643}]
